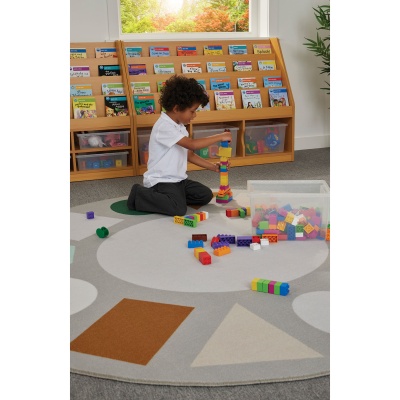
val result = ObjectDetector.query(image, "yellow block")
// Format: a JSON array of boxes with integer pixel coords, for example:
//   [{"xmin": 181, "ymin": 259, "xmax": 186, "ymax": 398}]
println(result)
[
  {"xmin": 251, "ymin": 278, "xmax": 260, "ymax": 291},
  {"xmin": 217, "ymin": 147, "xmax": 232, "ymax": 157},
  {"xmin": 194, "ymin": 247, "xmax": 206, "ymax": 259}
]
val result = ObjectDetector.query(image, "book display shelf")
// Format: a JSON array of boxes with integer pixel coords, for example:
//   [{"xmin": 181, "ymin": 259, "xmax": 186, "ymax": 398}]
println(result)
[{"xmin": 70, "ymin": 38, "xmax": 294, "ymax": 181}]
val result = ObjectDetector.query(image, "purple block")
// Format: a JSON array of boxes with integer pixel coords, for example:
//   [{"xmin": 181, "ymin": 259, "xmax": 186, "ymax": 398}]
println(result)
[
  {"xmin": 269, "ymin": 215, "xmax": 277, "ymax": 225},
  {"xmin": 86, "ymin": 211, "xmax": 94, "ymax": 219}
]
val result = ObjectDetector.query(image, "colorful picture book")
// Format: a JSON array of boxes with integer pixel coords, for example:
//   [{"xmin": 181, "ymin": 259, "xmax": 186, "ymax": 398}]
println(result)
[
  {"xmin": 70, "ymin": 66, "xmax": 90, "ymax": 77},
  {"xmin": 210, "ymin": 77, "xmax": 231, "ymax": 90},
  {"xmin": 72, "ymin": 97, "xmax": 97, "ymax": 119},
  {"xmin": 105, "ymin": 96, "xmax": 129, "ymax": 117},
  {"xmin": 101, "ymin": 83, "xmax": 125, "ymax": 95},
  {"xmin": 154, "ymin": 63, "xmax": 175, "ymax": 74},
  {"xmin": 228, "ymin": 44, "xmax": 247, "ymax": 55},
  {"xmin": 237, "ymin": 77, "xmax": 257, "ymax": 89},
  {"xmin": 263, "ymin": 76, "xmax": 283, "ymax": 87},
  {"xmin": 133, "ymin": 94, "xmax": 156, "ymax": 115},
  {"xmin": 241, "ymin": 89, "xmax": 263, "ymax": 109},
  {"xmin": 214, "ymin": 90, "xmax": 236, "ymax": 111},
  {"xmin": 70, "ymin": 84, "xmax": 92, "ymax": 96},
  {"xmin": 131, "ymin": 82, "xmax": 151, "ymax": 94},
  {"xmin": 70, "ymin": 48, "xmax": 87, "ymax": 59},
  {"xmin": 253, "ymin": 44, "xmax": 272, "ymax": 54},
  {"xmin": 157, "ymin": 81, "xmax": 166, "ymax": 92},
  {"xmin": 125, "ymin": 47, "xmax": 142, "ymax": 57},
  {"xmin": 95, "ymin": 47, "xmax": 117, "ymax": 58},
  {"xmin": 128, "ymin": 64, "xmax": 147, "ymax": 75},
  {"xmin": 204, "ymin": 45, "xmax": 223, "ymax": 55},
  {"xmin": 206, "ymin": 61, "xmax": 226, "ymax": 73},
  {"xmin": 177, "ymin": 46, "xmax": 197, "ymax": 56},
  {"xmin": 196, "ymin": 79, "xmax": 210, "ymax": 112},
  {"xmin": 149, "ymin": 46, "xmax": 170, "ymax": 57},
  {"xmin": 268, "ymin": 88, "xmax": 289, "ymax": 107},
  {"xmin": 182, "ymin": 62, "xmax": 202, "ymax": 73},
  {"xmin": 233, "ymin": 61, "xmax": 252, "ymax": 72},
  {"xmin": 258, "ymin": 60, "xmax": 276, "ymax": 71},
  {"xmin": 98, "ymin": 65, "xmax": 121, "ymax": 76}
]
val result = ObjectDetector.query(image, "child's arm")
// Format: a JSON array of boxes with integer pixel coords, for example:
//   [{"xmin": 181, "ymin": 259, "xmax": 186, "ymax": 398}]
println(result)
[
  {"xmin": 187, "ymin": 151, "xmax": 221, "ymax": 172},
  {"xmin": 176, "ymin": 130, "xmax": 232, "ymax": 151}
]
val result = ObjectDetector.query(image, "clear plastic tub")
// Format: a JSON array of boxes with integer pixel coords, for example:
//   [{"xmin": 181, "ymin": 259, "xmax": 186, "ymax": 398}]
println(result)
[
  {"xmin": 244, "ymin": 121, "xmax": 287, "ymax": 154},
  {"xmin": 77, "ymin": 131, "xmax": 129, "ymax": 149},
  {"xmin": 76, "ymin": 151, "xmax": 128, "ymax": 170}
]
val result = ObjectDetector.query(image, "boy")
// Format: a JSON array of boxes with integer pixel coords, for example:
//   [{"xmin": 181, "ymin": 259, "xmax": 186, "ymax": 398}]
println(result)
[{"xmin": 127, "ymin": 75, "xmax": 232, "ymax": 216}]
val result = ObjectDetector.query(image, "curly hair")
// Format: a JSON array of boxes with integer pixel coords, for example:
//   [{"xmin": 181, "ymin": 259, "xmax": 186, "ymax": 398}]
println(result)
[{"xmin": 159, "ymin": 75, "xmax": 209, "ymax": 112}]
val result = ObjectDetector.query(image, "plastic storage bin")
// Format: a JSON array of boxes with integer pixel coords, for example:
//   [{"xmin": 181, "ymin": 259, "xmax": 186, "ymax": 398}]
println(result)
[
  {"xmin": 247, "ymin": 180, "xmax": 330, "ymax": 240},
  {"xmin": 137, "ymin": 129, "xmax": 152, "ymax": 165},
  {"xmin": 77, "ymin": 130, "xmax": 129, "ymax": 149},
  {"xmin": 244, "ymin": 121, "xmax": 287, "ymax": 155},
  {"xmin": 76, "ymin": 151, "xmax": 128, "ymax": 171},
  {"xmin": 192, "ymin": 124, "xmax": 238, "ymax": 159}
]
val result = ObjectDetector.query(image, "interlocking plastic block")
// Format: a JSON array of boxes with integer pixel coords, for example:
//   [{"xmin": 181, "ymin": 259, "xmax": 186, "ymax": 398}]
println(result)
[
  {"xmin": 236, "ymin": 236, "xmax": 252, "ymax": 247},
  {"xmin": 258, "ymin": 221, "xmax": 269, "ymax": 230},
  {"xmin": 325, "ymin": 228, "xmax": 330, "ymax": 241},
  {"xmin": 213, "ymin": 246, "xmax": 231, "ymax": 256},
  {"xmin": 194, "ymin": 247, "xmax": 206, "ymax": 259},
  {"xmin": 252, "ymin": 278, "xmax": 290, "ymax": 296},
  {"xmin": 199, "ymin": 251, "xmax": 212, "ymax": 265},
  {"xmin": 188, "ymin": 240, "xmax": 204, "ymax": 248},
  {"xmin": 277, "ymin": 221, "xmax": 286, "ymax": 231},
  {"xmin": 174, "ymin": 216, "xmax": 185, "ymax": 225},
  {"xmin": 220, "ymin": 140, "xmax": 229, "ymax": 147},
  {"xmin": 277, "ymin": 234, "xmax": 288, "ymax": 240},
  {"xmin": 184, "ymin": 217, "xmax": 198, "ymax": 228},
  {"xmin": 251, "ymin": 278, "xmax": 261, "ymax": 291},
  {"xmin": 217, "ymin": 234, "xmax": 236, "ymax": 244},
  {"xmin": 303, "ymin": 223, "xmax": 314, "ymax": 234},
  {"xmin": 239, "ymin": 208, "xmax": 246, "ymax": 218},
  {"xmin": 211, "ymin": 236, "xmax": 220, "ymax": 245},
  {"xmin": 226, "ymin": 209, "xmax": 238, "ymax": 217},
  {"xmin": 217, "ymin": 147, "xmax": 232, "ymax": 157},
  {"xmin": 269, "ymin": 215, "xmax": 277, "ymax": 225},
  {"xmin": 211, "ymin": 241, "xmax": 230, "ymax": 249},
  {"xmin": 96, "ymin": 226, "xmax": 109, "ymax": 238},
  {"xmin": 295, "ymin": 224, "xmax": 304, "ymax": 233},
  {"xmin": 192, "ymin": 234, "xmax": 207, "ymax": 241},
  {"xmin": 252, "ymin": 236, "xmax": 260, "ymax": 243},
  {"xmin": 263, "ymin": 234, "xmax": 278, "ymax": 243},
  {"xmin": 284, "ymin": 212, "xmax": 295, "ymax": 224},
  {"xmin": 250, "ymin": 243, "xmax": 261, "ymax": 250},
  {"xmin": 86, "ymin": 211, "xmax": 94, "ymax": 219},
  {"xmin": 287, "ymin": 224, "xmax": 296, "ymax": 240},
  {"xmin": 295, "ymin": 232, "xmax": 304, "ymax": 238},
  {"xmin": 260, "ymin": 238, "xmax": 269, "ymax": 246}
]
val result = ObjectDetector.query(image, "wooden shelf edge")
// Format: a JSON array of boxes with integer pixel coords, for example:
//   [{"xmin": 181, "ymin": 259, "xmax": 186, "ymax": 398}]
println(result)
[
  {"xmin": 70, "ymin": 167, "xmax": 134, "ymax": 182},
  {"xmin": 70, "ymin": 116, "xmax": 131, "ymax": 131}
]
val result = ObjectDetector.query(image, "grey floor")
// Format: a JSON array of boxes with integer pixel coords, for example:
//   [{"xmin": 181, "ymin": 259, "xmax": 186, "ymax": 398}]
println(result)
[{"xmin": 70, "ymin": 148, "xmax": 330, "ymax": 400}]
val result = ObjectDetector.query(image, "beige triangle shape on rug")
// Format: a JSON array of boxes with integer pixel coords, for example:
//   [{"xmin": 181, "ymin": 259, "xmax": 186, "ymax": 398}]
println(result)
[{"xmin": 191, "ymin": 303, "xmax": 323, "ymax": 367}]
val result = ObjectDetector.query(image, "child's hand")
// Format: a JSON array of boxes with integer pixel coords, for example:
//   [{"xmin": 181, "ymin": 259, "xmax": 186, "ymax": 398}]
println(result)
[
  {"xmin": 220, "ymin": 129, "xmax": 232, "ymax": 143},
  {"xmin": 214, "ymin": 161, "xmax": 230, "ymax": 172}
]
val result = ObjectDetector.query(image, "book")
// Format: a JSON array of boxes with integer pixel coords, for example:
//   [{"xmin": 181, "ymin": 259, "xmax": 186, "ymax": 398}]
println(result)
[
  {"xmin": 204, "ymin": 45, "xmax": 223, "ymax": 55},
  {"xmin": 196, "ymin": 79, "xmax": 210, "ymax": 112},
  {"xmin": 70, "ymin": 48, "xmax": 87, "ymax": 59},
  {"xmin": 232, "ymin": 60, "xmax": 252, "ymax": 72},
  {"xmin": 210, "ymin": 77, "xmax": 231, "ymax": 90},
  {"xmin": 214, "ymin": 90, "xmax": 236, "ymax": 111},
  {"xmin": 133, "ymin": 94, "xmax": 156, "ymax": 115},
  {"xmin": 228, "ymin": 44, "xmax": 247, "ymax": 55},
  {"xmin": 177, "ymin": 46, "xmax": 197, "ymax": 56},
  {"xmin": 206, "ymin": 61, "xmax": 226, "ymax": 73},
  {"xmin": 237, "ymin": 77, "xmax": 257, "ymax": 89},
  {"xmin": 182, "ymin": 62, "xmax": 202, "ymax": 73},
  {"xmin": 154, "ymin": 63, "xmax": 175, "ymax": 74},
  {"xmin": 70, "ymin": 84, "xmax": 93, "ymax": 96},
  {"xmin": 98, "ymin": 65, "xmax": 121, "ymax": 76},
  {"xmin": 72, "ymin": 97, "xmax": 97, "ymax": 119},
  {"xmin": 125, "ymin": 47, "xmax": 142, "ymax": 57},
  {"xmin": 241, "ymin": 89, "xmax": 263, "ymax": 109},
  {"xmin": 157, "ymin": 81, "xmax": 166, "ymax": 92},
  {"xmin": 95, "ymin": 47, "xmax": 117, "ymax": 58},
  {"xmin": 263, "ymin": 76, "xmax": 283, "ymax": 87},
  {"xmin": 128, "ymin": 64, "xmax": 147, "ymax": 75},
  {"xmin": 130, "ymin": 82, "xmax": 151, "ymax": 94},
  {"xmin": 149, "ymin": 46, "xmax": 170, "ymax": 57},
  {"xmin": 70, "ymin": 66, "xmax": 90, "ymax": 77},
  {"xmin": 101, "ymin": 83, "xmax": 125, "ymax": 95},
  {"xmin": 105, "ymin": 96, "xmax": 129, "ymax": 117},
  {"xmin": 258, "ymin": 60, "xmax": 276, "ymax": 71},
  {"xmin": 253, "ymin": 43, "xmax": 272, "ymax": 54},
  {"xmin": 268, "ymin": 88, "xmax": 289, "ymax": 107}
]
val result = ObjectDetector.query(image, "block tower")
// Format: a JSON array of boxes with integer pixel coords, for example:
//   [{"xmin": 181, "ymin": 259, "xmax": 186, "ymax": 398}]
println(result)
[{"xmin": 216, "ymin": 133, "xmax": 233, "ymax": 204}]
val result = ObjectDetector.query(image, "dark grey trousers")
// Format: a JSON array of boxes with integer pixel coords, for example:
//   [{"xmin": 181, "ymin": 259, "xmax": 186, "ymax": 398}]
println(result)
[{"xmin": 127, "ymin": 179, "xmax": 213, "ymax": 216}]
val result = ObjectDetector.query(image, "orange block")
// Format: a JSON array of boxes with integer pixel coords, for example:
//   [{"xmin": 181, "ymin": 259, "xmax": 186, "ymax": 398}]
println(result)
[{"xmin": 213, "ymin": 246, "xmax": 231, "ymax": 256}]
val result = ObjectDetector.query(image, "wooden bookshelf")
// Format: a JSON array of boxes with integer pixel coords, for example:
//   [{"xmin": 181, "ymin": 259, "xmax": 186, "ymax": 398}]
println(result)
[{"xmin": 70, "ymin": 38, "xmax": 294, "ymax": 181}]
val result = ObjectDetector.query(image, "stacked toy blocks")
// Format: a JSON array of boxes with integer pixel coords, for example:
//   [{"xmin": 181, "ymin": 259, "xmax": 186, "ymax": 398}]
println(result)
[
  {"xmin": 216, "ymin": 140, "xmax": 233, "ymax": 204},
  {"xmin": 251, "ymin": 278, "xmax": 290, "ymax": 296},
  {"xmin": 226, "ymin": 207, "xmax": 251, "ymax": 218},
  {"xmin": 251, "ymin": 203, "xmax": 327, "ymax": 241},
  {"xmin": 174, "ymin": 211, "xmax": 209, "ymax": 228},
  {"xmin": 193, "ymin": 247, "xmax": 212, "ymax": 265}
]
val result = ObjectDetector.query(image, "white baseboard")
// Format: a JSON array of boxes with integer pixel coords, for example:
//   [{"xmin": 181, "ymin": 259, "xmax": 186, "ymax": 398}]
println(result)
[{"xmin": 295, "ymin": 134, "xmax": 330, "ymax": 151}]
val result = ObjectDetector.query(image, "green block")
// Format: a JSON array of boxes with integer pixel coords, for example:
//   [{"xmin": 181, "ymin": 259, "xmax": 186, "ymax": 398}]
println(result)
[
  {"xmin": 239, "ymin": 209, "xmax": 246, "ymax": 218},
  {"xmin": 295, "ymin": 225, "xmax": 304, "ymax": 233},
  {"xmin": 258, "ymin": 221, "xmax": 269, "ymax": 229},
  {"xmin": 184, "ymin": 218, "xmax": 197, "ymax": 228},
  {"xmin": 274, "ymin": 281, "xmax": 282, "ymax": 295},
  {"xmin": 262, "ymin": 280, "xmax": 271, "ymax": 293},
  {"xmin": 257, "ymin": 279, "xmax": 265, "ymax": 292}
]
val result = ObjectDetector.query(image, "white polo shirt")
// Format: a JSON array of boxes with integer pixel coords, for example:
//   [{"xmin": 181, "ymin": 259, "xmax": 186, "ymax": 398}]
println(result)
[{"xmin": 143, "ymin": 112, "xmax": 189, "ymax": 188}]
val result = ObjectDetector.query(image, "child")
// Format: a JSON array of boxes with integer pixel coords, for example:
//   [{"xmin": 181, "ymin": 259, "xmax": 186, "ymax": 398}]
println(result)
[{"xmin": 127, "ymin": 75, "xmax": 232, "ymax": 216}]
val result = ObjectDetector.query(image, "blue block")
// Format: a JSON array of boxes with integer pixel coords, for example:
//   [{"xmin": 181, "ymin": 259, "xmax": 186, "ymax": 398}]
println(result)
[
  {"xmin": 220, "ymin": 140, "xmax": 229, "ymax": 147},
  {"xmin": 280, "ymin": 283, "xmax": 290, "ymax": 296},
  {"xmin": 188, "ymin": 240, "xmax": 204, "ymax": 248}
]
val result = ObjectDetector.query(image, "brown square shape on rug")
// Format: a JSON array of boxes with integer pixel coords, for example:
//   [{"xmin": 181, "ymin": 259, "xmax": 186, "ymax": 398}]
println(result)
[{"xmin": 70, "ymin": 298, "xmax": 194, "ymax": 365}]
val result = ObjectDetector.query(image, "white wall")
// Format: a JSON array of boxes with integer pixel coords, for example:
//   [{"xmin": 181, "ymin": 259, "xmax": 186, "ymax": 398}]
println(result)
[{"xmin": 70, "ymin": 0, "xmax": 330, "ymax": 150}]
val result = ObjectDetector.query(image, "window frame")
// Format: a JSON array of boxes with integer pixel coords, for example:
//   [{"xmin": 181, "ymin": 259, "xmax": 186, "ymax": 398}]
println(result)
[{"xmin": 106, "ymin": 0, "xmax": 269, "ymax": 40}]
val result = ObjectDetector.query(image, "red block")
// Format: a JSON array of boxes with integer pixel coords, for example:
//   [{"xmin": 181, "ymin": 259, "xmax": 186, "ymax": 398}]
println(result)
[
  {"xmin": 199, "ymin": 251, "xmax": 212, "ymax": 265},
  {"xmin": 252, "ymin": 236, "xmax": 260, "ymax": 243}
]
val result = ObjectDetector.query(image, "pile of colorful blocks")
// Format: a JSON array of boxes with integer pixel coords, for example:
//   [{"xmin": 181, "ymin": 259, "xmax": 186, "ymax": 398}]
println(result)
[
  {"xmin": 251, "ymin": 278, "xmax": 290, "ymax": 296},
  {"xmin": 226, "ymin": 207, "xmax": 251, "ymax": 218},
  {"xmin": 174, "ymin": 211, "xmax": 209, "ymax": 228}
]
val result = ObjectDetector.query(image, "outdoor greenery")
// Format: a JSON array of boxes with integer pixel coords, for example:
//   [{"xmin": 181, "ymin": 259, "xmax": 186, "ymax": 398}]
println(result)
[
  {"xmin": 120, "ymin": 0, "xmax": 249, "ymax": 34},
  {"xmin": 303, "ymin": 4, "xmax": 330, "ymax": 94}
]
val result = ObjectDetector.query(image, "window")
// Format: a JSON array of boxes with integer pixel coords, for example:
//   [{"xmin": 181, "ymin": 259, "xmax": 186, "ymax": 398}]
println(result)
[{"xmin": 112, "ymin": 0, "xmax": 269, "ymax": 39}]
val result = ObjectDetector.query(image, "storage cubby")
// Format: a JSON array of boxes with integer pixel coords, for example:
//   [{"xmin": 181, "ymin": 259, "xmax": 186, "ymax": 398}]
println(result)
[{"xmin": 70, "ymin": 39, "xmax": 295, "ymax": 181}]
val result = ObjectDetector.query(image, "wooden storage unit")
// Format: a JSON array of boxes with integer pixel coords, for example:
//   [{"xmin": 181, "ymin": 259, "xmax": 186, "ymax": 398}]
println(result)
[
  {"xmin": 70, "ymin": 41, "xmax": 136, "ymax": 182},
  {"xmin": 123, "ymin": 38, "xmax": 295, "ymax": 175},
  {"xmin": 70, "ymin": 38, "xmax": 294, "ymax": 181}
]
